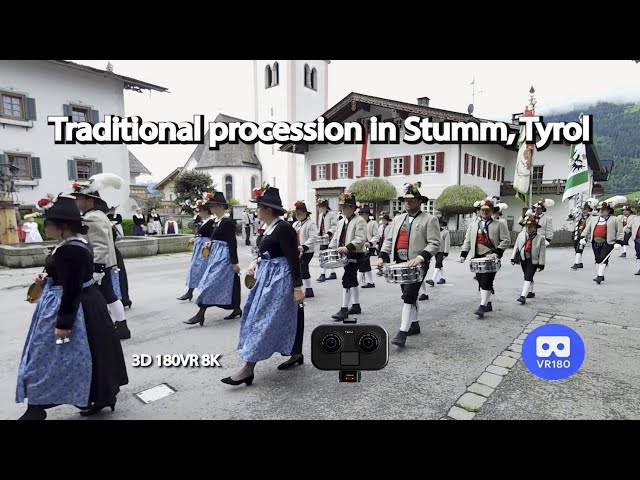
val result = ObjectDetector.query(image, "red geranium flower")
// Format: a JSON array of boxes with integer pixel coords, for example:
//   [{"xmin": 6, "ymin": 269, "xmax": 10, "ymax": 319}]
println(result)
[
  {"xmin": 205, "ymin": 192, "xmax": 213, "ymax": 199},
  {"xmin": 72, "ymin": 182, "xmax": 79, "ymax": 189},
  {"xmin": 252, "ymin": 188, "xmax": 263, "ymax": 198}
]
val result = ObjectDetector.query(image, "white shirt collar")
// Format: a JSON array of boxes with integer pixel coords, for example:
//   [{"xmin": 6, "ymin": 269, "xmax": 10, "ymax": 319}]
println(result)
[{"xmin": 264, "ymin": 217, "xmax": 282, "ymax": 235}]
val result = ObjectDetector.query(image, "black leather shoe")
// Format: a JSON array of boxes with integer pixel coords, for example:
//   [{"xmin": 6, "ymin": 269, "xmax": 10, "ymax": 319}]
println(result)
[
  {"xmin": 425, "ymin": 280, "xmax": 435, "ymax": 287},
  {"xmin": 114, "ymin": 320, "xmax": 131, "ymax": 339},
  {"xmin": 224, "ymin": 309, "xmax": 242, "ymax": 320},
  {"xmin": 527, "ymin": 292, "xmax": 535, "ymax": 299},
  {"xmin": 123, "ymin": 300, "xmax": 132, "ymax": 308},
  {"xmin": 517, "ymin": 296, "xmax": 526, "ymax": 304},
  {"xmin": 419, "ymin": 294, "xmax": 429, "ymax": 301},
  {"xmin": 305, "ymin": 288, "xmax": 314, "ymax": 298},
  {"xmin": 347, "ymin": 304, "xmax": 361, "ymax": 314},
  {"xmin": 183, "ymin": 312, "xmax": 205, "ymax": 326},
  {"xmin": 474, "ymin": 305, "xmax": 487, "ymax": 317},
  {"xmin": 485, "ymin": 302, "xmax": 493, "ymax": 312},
  {"xmin": 221, "ymin": 375, "xmax": 254, "ymax": 386},
  {"xmin": 277, "ymin": 354, "xmax": 304, "ymax": 370},
  {"xmin": 361, "ymin": 283, "xmax": 375, "ymax": 288},
  {"xmin": 437, "ymin": 278, "xmax": 446, "ymax": 285},
  {"xmin": 328, "ymin": 273, "xmax": 337, "ymax": 280},
  {"xmin": 316, "ymin": 274, "xmax": 326, "ymax": 282},
  {"xmin": 391, "ymin": 331, "xmax": 408, "ymax": 347},
  {"xmin": 571, "ymin": 264, "xmax": 579, "ymax": 270},
  {"xmin": 577, "ymin": 263, "xmax": 584, "ymax": 268},
  {"xmin": 177, "ymin": 291, "xmax": 193, "ymax": 301},
  {"xmin": 407, "ymin": 321, "xmax": 420, "ymax": 336},
  {"xmin": 620, "ymin": 252, "xmax": 626, "ymax": 258},
  {"xmin": 635, "ymin": 270, "xmax": 640, "ymax": 276},
  {"xmin": 595, "ymin": 276, "xmax": 604, "ymax": 284},
  {"xmin": 80, "ymin": 399, "xmax": 116, "ymax": 417},
  {"xmin": 332, "ymin": 308, "xmax": 348, "ymax": 321},
  {"xmin": 18, "ymin": 406, "xmax": 47, "ymax": 420}
]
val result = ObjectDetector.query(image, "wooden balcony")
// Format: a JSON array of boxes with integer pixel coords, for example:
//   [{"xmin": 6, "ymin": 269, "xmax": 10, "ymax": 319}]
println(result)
[
  {"xmin": 501, "ymin": 180, "xmax": 566, "ymax": 197},
  {"xmin": 130, "ymin": 185, "xmax": 149, "ymax": 199}
]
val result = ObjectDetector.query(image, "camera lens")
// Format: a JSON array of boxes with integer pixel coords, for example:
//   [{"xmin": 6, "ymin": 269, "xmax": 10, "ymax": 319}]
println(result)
[
  {"xmin": 358, "ymin": 333, "xmax": 379, "ymax": 353},
  {"xmin": 321, "ymin": 333, "xmax": 342, "ymax": 353}
]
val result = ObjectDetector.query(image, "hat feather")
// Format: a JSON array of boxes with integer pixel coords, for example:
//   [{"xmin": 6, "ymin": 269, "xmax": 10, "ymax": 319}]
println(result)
[
  {"xmin": 544, "ymin": 198, "xmax": 555, "ymax": 208},
  {"xmin": 87, "ymin": 173, "xmax": 124, "ymax": 193}
]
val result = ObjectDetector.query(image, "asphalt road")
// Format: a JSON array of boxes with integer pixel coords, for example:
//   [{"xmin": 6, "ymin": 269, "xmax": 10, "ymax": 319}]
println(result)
[{"xmin": 1, "ymin": 243, "xmax": 638, "ymax": 420}]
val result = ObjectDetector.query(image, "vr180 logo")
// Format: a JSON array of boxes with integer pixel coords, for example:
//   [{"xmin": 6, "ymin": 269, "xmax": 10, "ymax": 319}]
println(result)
[{"xmin": 522, "ymin": 325, "xmax": 585, "ymax": 380}]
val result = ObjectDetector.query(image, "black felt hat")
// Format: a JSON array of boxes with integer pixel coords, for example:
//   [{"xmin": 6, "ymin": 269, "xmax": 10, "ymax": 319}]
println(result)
[
  {"xmin": 40, "ymin": 195, "xmax": 83, "ymax": 223},
  {"xmin": 206, "ymin": 191, "xmax": 228, "ymax": 208},
  {"xmin": 252, "ymin": 186, "xmax": 286, "ymax": 214},
  {"xmin": 294, "ymin": 200, "xmax": 310, "ymax": 214},
  {"xmin": 338, "ymin": 193, "xmax": 357, "ymax": 207}
]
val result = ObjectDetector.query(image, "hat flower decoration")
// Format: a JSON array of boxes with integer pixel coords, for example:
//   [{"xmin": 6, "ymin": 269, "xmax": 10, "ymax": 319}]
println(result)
[
  {"xmin": 252, "ymin": 182, "xmax": 270, "ymax": 200},
  {"xmin": 202, "ymin": 192, "xmax": 214, "ymax": 201},
  {"xmin": 36, "ymin": 194, "xmax": 55, "ymax": 211},
  {"xmin": 340, "ymin": 193, "xmax": 354, "ymax": 201},
  {"xmin": 403, "ymin": 181, "xmax": 422, "ymax": 197},
  {"xmin": 294, "ymin": 200, "xmax": 305, "ymax": 208}
]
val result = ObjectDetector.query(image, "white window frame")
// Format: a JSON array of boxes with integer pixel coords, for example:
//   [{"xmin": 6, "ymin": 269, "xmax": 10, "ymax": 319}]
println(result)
[
  {"xmin": 364, "ymin": 159, "xmax": 374, "ymax": 177},
  {"xmin": 316, "ymin": 165, "xmax": 326, "ymax": 180},
  {"xmin": 337, "ymin": 162, "xmax": 349, "ymax": 179},
  {"xmin": 71, "ymin": 105, "xmax": 90, "ymax": 123},
  {"xmin": 532, "ymin": 165, "xmax": 544, "ymax": 183},
  {"xmin": 392, "ymin": 157, "xmax": 404, "ymax": 175},
  {"xmin": 423, "ymin": 154, "xmax": 437, "ymax": 173},
  {"xmin": 421, "ymin": 199, "xmax": 435, "ymax": 215},
  {"xmin": 1, "ymin": 91, "xmax": 25, "ymax": 119},
  {"xmin": 389, "ymin": 200, "xmax": 403, "ymax": 214}
]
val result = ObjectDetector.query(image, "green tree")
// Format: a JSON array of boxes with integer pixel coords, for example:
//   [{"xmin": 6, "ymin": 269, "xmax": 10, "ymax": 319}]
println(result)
[
  {"xmin": 228, "ymin": 197, "xmax": 240, "ymax": 206},
  {"xmin": 436, "ymin": 185, "xmax": 487, "ymax": 217},
  {"xmin": 349, "ymin": 178, "xmax": 398, "ymax": 213},
  {"xmin": 174, "ymin": 171, "xmax": 215, "ymax": 213}
]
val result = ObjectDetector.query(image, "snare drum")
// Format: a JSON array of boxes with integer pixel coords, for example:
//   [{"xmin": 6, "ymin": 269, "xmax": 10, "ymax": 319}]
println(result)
[
  {"xmin": 319, "ymin": 249, "xmax": 348, "ymax": 269},
  {"xmin": 383, "ymin": 263, "xmax": 424, "ymax": 284},
  {"xmin": 469, "ymin": 257, "xmax": 501, "ymax": 273}
]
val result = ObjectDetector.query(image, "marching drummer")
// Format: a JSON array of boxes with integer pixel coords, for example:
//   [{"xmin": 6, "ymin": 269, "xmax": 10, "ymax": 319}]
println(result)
[
  {"xmin": 511, "ymin": 214, "xmax": 546, "ymax": 304},
  {"xmin": 423, "ymin": 217, "xmax": 450, "ymax": 292},
  {"xmin": 316, "ymin": 199, "xmax": 338, "ymax": 283},
  {"xmin": 357, "ymin": 205, "xmax": 379, "ymax": 289},
  {"xmin": 293, "ymin": 201, "xmax": 318, "ymax": 298},
  {"xmin": 458, "ymin": 197, "xmax": 511, "ymax": 318},
  {"xmin": 329, "ymin": 193, "xmax": 368, "ymax": 321},
  {"xmin": 376, "ymin": 212, "xmax": 392, "ymax": 276},
  {"xmin": 378, "ymin": 182, "xmax": 440, "ymax": 347}
]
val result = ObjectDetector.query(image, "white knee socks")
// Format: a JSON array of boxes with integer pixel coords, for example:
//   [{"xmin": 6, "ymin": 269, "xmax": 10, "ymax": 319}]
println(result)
[
  {"xmin": 364, "ymin": 271, "xmax": 374, "ymax": 285},
  {"xmin": 303, "ymin": 278, "xmax": 311, "ymax": 289},
  {"xmin": 322, "ymin": 267, "xmax": 328, "ymax": 276},
  {"xmin": 575, "ymin": 253, "xmax": 582, "ymax": 264},
  {"xmin": 530, "ymin": 281, "xmax": 535, "ymax": 293},
  {"xmin": 521, "ymin": 281, "xmax": 532, "ymax": 297},
  {"xmin": 622, "ymin": 245, "xmax": 627, "ymax": 254},
  {"xmin": 341, "ymin": 288, "xmax": 351, "ymax": 308},
  {"xmin": 411, "ymin": 303, "xmax": 419, "ymax": 323},
  {"xmin": 421, "ymin": 280, "xmax": 427, "ymax": 294},
  {"xmin": 432, "ymin": 268, "xmax": 441, "ymax": 282},
  {"xmin": 351, "ymin": 285, "xmax": 360, "ymax": 304},
  {"xmin": 107, "ymin": 300, "xmax": 126, "ymax": 323},
  {"xmin": 597, "ymin": 263, "xmax": 607, "ymax": 277},
  {"xmin": 480, "ymin": 289, "xmax": 491, "ymax": 306},
  {"xmin": 401, "ymin": 303, "xmax": 412, "ymax": 331}
]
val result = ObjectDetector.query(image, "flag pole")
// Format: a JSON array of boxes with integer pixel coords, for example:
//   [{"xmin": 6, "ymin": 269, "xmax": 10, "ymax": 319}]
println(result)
[{"xmin": 527, "ymin": 86, "xmax": 536, "ymax": 211}]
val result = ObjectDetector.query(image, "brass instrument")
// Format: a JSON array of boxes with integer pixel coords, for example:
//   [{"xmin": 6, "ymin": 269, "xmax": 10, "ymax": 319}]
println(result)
[
  {"xmin": 202, "ymin": 243, "xmax": 211, "ymax": 258},
  {"xmin": 244, "ymin": 274, "xmax": 256, "ymax": 290},
  {"xmin": 187, "ymin": 239, "xmax": 194, "ymax": 251}
]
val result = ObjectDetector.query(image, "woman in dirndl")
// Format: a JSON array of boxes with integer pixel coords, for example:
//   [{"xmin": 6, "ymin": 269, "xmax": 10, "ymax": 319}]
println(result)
[
  {"xmin": 183, "ymin": 192, "xmax": 242, "ymax": 326},
  {"xmin": 16, "ymin": 195, "xmax": 128, "ymax": 420},
  {"xmin": 177, "ymin": 198, "xmax": 215, "ymax": 302},
  {"xmin": 221, "ymin": 186, "xmax": 305, "ymax": 386}
]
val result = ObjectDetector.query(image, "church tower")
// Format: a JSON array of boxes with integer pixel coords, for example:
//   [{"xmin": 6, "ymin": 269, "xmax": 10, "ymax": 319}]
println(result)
[{"xmin": 253, "ymin": 60, "xmax": 329, "ymax": 208}]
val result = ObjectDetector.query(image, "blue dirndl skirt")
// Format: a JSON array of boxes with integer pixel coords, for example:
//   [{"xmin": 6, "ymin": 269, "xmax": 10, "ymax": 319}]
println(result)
[
  {"xmin": 238, "ymin": 255, "xmax": 297, "ymax": 362},
  {"xmin": 186, "ymin": 236, "xmax": 210, "ymax": 289},
  {"xmin": 196, "ymin": 240, "xmax": 234, "ymax": 305},
  {"xmin": 111, "ymin": 269, "xmax": 122, "ymax": 300},
  {"xmin": 133, "ymin": 225, "xmax": 145, "ymax": 236},
  {"xmin": 16, "ymin": 278, "xmax": 93, "ymax": 406}
]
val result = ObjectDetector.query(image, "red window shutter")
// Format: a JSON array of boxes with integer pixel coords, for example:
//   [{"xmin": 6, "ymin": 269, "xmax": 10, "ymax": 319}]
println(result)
[
  {"xmin": 477, "ymin": 156, "xmax": 481, "ymax": 176},
  {"xmin": 414, "ymin": 154, "xmax": 422, "ymax": 174},
  {"xmin": 487, "ymin": 161, "xmax": 492, "ymax": 179},
  {"xmin": 436, "ymin": 152, "xmax": 445, "ymax": 173},
  {"xmin": 464, "ymin": 153, "xmax": 469, "ymax": 174},
  {"xmin": 482, "ymin": 160, "xmax": 487, "ymax": 178},
  {"xmin": 501, "ymin": 166, "xmax": 505, "ymax": 182},
  {"xmin": 326, "ymin": 163, "xmax": 332, "ymax": 180},
  {"xmin": 493, "ymin": 164, "xmax": 497, "ymax": 180},
  {"xmin": 311, "ymin": 165, "xmax": 317, "ymax": 181},
  {"xmin": 332, "ymin": 163, "xmax": 338, "ymax": 180},
  {"xmin": 471, "ymin": 156, "xmax": 476, "ymax": 175},
  {"xmin": 373, "ymin": 158, "xmax": 380, "ymax": 177},
  {"xmin": 384, "ymin": 157, "xmax": 391, "ymax": 176},
  {"xmin": 404, "ymin": 155, "xmax": 411, "ymax": 175},
  {"xmin": 348, "ymin": 161, "xmax": 353, "ymax": 179}
]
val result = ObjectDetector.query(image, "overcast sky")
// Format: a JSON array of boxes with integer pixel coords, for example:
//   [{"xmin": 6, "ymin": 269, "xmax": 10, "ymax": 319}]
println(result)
[{"xmin": 73, "ymin": 60, "xmax": 640, "ymax": 183}]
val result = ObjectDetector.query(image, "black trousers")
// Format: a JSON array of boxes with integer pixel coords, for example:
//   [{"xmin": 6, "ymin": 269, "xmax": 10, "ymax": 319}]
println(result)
[
  {"xmin": 300, "ymin": 252, "xmax": 314, "ymax": 280},
  {"xmin": 358, "ymin": 249, "xmax": 373, "ymax": 272},
  {"xmin": 290, "ymin": 306, "xmax": 305, "ymax": 356},
  {"xmin": 635, "ymin": 240, "xmax": 640, "ymax": 259},
  {"xmin": 573, "ymin": 238, "xmax": 584, "ymax": 254},
  {"xmin": 477, "ymin": 272, "xmax": 497, "ymax": 291},
  {"xmin": 115, "ymin": 247, "xmax": 130, "ymax": 304},
  {"xmin": 400, "ymin": 281, "xmax": 423, "ymax": 304},
  {"xmin": 244, "ymin": 226, "xmax": 251, "ymax": 245},
  {"xmin": 343, "ymin": 253, "xmax": 364, "ymax": 288},
  {"xmin": 520, "ymin": 258, "xmax": 537, "ymax": 282},
  {"xmin": 435, "ymin": 252, "xmax": 446, "ymax": 269},
  {"xmin": 96, "ymin": 265, "xmax": 119, "ymax": 304},
  {"xmin": 593, "ymin": 242, "xmax": 614, "ymax": 265}
]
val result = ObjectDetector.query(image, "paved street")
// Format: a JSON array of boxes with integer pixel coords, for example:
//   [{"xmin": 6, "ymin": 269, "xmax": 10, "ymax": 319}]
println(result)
[{"xmin": 1, "ymin": 243, "xmax": 639, "ymax": 420}]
